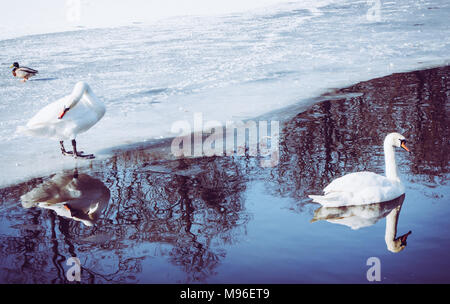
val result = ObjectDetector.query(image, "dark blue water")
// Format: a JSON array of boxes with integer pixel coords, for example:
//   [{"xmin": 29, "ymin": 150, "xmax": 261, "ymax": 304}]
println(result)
[{"xmin": 0, "ymin": 66, "xmax": 448, "ymax": 283}]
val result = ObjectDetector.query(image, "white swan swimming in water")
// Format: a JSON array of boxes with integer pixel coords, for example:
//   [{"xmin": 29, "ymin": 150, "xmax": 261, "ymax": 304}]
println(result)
[
  {"xmin": 309, "ymin": 132, "xmax": 410, "ymax": 207},
  {"xmin": 18, "ymin": 81, "xmax": 106, "ymax": 159}
]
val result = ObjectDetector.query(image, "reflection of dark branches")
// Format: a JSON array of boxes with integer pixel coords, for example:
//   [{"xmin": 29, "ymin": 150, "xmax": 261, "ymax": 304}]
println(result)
[
  {"xmin": 0, "ymin": 145, "xmax": 249, "ymax": 283},
  {"xmin": 50, "ymin": 212, "xmax": 67, "ymax": 284}
]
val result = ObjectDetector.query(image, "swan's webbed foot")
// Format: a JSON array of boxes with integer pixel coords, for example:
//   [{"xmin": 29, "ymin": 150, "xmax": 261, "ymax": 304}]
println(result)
[
  {"xmin": 73, "ymin": 152, "xmax": 95, "ymax": 159},
  {"xmin": 60, "ymin": 140, "xmax": 92, "ymax": 159},
  {"xmin": 61, "ymin": 150, "xmax": 72, "ymax": 156},
  {"xmin": 60, "ymin": 141, "xmax": 72, "ymax": 156},
  {"xmin": 71, "ymin": 139, "xmax": 94, "ymax": 159},
  {"xmin": 61, "ymin": 150, "xmax": 86, "ymax": 156}
]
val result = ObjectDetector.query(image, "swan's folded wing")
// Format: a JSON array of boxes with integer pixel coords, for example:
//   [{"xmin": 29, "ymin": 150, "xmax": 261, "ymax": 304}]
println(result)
[
  {"xmin": 17, "ymin": 96, "xmax": 78, "ymax": 140},
  {"xmin": 323, "ymin": 172, "xmax": 390, "ymax": 195},
  {"xmin": 27, "ymin": 97, "xmax": 67, "ymax": 126},
  {"xmin": 18, "ymin": 120, "xmax": 76, "ymax": 140},
  {"xmin": 309, "ymin": 192, "xmax": 356, "ymax": 207},
  {"xmin": 310, "ymin": 182, "xmax": 404, "ymax": 207}
]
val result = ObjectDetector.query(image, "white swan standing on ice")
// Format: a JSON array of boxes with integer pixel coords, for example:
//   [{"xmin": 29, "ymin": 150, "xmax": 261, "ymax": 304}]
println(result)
[
  {"xmin": 18, "ymin": 81, "xmax": 106, "ymax": 159},
  {"xmin": 309, "ymin": 132, "xmax": 410, "ymax": 207}
]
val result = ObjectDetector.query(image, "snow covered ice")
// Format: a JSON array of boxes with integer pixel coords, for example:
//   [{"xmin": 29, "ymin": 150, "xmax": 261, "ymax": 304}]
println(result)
[{"xmin": 0, "ymin": 0, "xmax": 449, "ymax": 187}]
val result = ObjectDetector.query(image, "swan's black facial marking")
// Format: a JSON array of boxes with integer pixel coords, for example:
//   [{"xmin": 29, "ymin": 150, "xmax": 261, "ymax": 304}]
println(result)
[
  {"xmin": 399, "ymin": 139, "xmax": 410, "ymax": 152},
  {"xmin": 58, "ymin": 107, "xmax": 70, "ymax": 119}
]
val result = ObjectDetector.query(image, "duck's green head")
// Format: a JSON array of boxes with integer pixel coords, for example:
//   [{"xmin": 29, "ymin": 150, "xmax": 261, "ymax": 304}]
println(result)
[{"xmin": 9, "ymin": 62, "xmax": 19, "ymax": 69}]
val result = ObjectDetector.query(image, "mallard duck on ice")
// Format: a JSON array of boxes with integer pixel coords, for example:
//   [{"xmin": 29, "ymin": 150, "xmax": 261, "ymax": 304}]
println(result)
[{"xmin": 10, "ymin": 62, "xmax": 38, "ymax": 82}]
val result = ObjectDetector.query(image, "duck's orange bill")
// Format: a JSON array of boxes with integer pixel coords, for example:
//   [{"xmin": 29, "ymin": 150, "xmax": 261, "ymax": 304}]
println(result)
[
  {"xmin": 58, "ymin": 108, "xmax": 69, "ymax": 119},
  {"xmin": 401, "ymin": 142, "xmax": 410, "ymax": 152}
]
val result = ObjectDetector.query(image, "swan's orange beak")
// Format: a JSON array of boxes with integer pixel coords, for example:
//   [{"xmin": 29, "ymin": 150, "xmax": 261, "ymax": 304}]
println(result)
[
  {"xmin": 401, "ymin": 142, "xmax": 410, "ymax": 152},
  {"xmin": 58, "ymin": 107, "xmax": 70, "ymax": 119}
]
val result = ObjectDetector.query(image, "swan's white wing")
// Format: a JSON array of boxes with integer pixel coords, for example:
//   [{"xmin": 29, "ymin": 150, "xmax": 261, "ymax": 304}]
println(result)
[
  {"xmin": 28, "ymin": 97, "xmax": 68, "ymax": 126},
  {"xmin": 18, "ymin": 94, "xmax": 102, "ymax": 140},
  {"xmin": 17, "ymin": 96, "xmax": 70, "ymax": 140},
  {"xmin": 309, "ymin": 172, "xmax": 404, "ymax": 207},
  {"xmin": 323, "ymin": 172, "xmax": 391, "ymax": 194},
  {"xmin": 66, "ymin": 96, "xmax": 103, "ymax": 135}
]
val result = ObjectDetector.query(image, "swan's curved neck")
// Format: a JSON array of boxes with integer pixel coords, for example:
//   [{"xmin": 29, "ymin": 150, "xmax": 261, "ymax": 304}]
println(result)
[
  {"xmin": 69, "ymin": 82, "xmax": 90, "ymax": 108},
  {"xmin": 384, "ymin": 142, "xmax": 399, "ymax": 181},
  {"xmin": 68, "ymin": 82, "xmax": 105, "ymax": 118},
  {"xmin": 385, "ymin": 204, "xmax": 401, "ymax": 251}
]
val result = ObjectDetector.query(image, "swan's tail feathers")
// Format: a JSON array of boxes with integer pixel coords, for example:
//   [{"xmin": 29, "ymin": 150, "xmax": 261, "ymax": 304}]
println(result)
[
  {"xmin": 20, "ymin": 193, "xmax": 35, "ymax": 209},
  {"xmin": 16, "ymin": 125, "xmax": 42, "ymax": 137},
  {"xmin": 308, "ymin": 193, "xmax": 346, "ymax": 207},
  {"xmin": 16, "ymin": 125, "xmax": 25, "ymax": 135},
  {"xmin": 308, "ymin": 194, "xmax": 321, "ymax": 201},
  {"xmin": 16, "ymin": 123, "xmax": 62, "ymax": 140}
]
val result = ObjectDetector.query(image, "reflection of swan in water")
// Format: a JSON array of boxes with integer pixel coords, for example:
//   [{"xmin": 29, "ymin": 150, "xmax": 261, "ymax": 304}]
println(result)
[
  {"xmin": 20, "ymin": 170, "xmax": 110, "ymax": 226},
  {"xmin": 311, "ymin": 194, "xmax": 412, "ymax": 253}
]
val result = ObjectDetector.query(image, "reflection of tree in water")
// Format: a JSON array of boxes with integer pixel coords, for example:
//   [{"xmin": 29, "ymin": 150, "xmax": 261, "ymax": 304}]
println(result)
[
  {"xmin": 0, "ymin": 151, "xmax": 249, "ymax": 283},
  {"xmin": 0, "ymin": 173, "xmax": 143, "ymax": 283},
  {"xmin": 97, "ymin": 153, "xmax": 248, "ymax": 283},
  {"xmin": 274, "ymin": 66, "xmax": 449, "ymax": 201},
  {"xmin": 0, "ymin": 209, "xmax": 51, "ymax": 283},
  {"xmin": 166, "ymin": 159, "xmax": 248, "ymax": 282}
]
